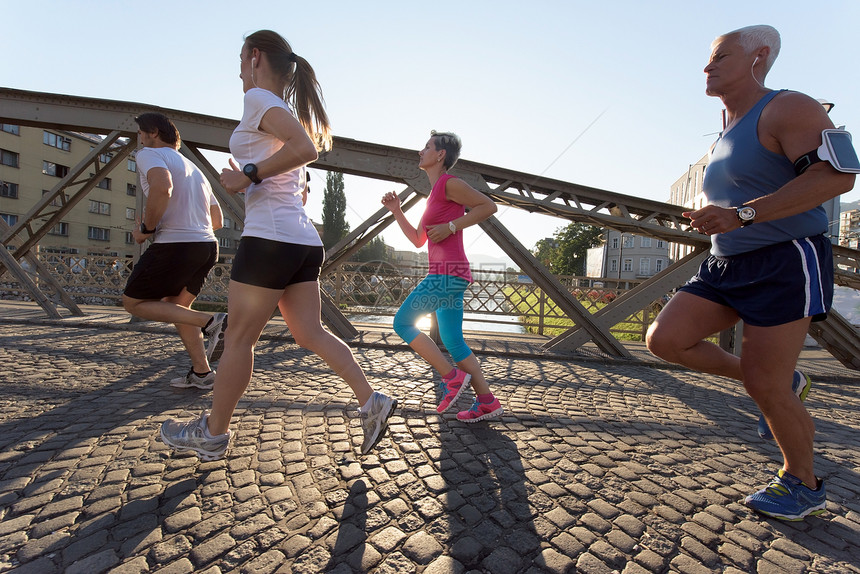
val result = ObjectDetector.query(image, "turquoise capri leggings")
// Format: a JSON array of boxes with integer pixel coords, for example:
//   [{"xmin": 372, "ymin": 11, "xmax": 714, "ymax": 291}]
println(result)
[{"xmin": 393, "ymin": 274, "xmax": 473, "ymax": 363}]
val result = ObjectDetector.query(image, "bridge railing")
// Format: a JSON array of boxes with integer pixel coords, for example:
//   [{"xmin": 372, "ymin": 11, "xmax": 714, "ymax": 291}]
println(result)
[{"xmin": 0, "ymin": 252, "xmax": 669, "ymax": 340}]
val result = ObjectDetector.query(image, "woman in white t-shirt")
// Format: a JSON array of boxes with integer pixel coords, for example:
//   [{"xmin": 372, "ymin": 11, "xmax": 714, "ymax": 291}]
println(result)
[{"xmin": 160, "ymin": 30, "xmax": 396, "ymax": 460}]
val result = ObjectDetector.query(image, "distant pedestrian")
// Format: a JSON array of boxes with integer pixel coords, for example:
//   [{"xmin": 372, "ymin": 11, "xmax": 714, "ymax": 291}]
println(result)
[
  {"xmin": 382, "ymin": 131, "xmax": 503, "ymax": 422},
  {"xmin": 160, "ymin": 30, "xmax": 397, "ymax": 461},
  {"xmin": 646, "ymin": 25, "xmax": 855, "ymax": 521},
  {"xmin": 122, "ymin": 112, "xmax": 228, "ymax": 390}
]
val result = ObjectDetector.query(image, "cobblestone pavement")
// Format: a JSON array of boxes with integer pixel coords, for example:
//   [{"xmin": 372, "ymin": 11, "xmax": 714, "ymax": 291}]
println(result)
[{"xmin": 0, "ymin": 311, "xmax": 859, "ymax": 573}]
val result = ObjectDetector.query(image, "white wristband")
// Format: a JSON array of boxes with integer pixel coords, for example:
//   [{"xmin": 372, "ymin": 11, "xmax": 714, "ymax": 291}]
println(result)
[{"xmin": 448, "ymin": 221, "xmax": 457, "ymax": 234}]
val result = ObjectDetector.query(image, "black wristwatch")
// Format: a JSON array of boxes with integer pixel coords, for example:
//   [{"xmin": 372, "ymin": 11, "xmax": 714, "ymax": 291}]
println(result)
[
  {"xmin": 736, "ymin": 205, "xmax": 756, "ymax": 227},
  {"xmin": 139, "ymin": 222, "xmax": 156, "ymax": 235},
  {"xmin": 242, "ymin": 163, "xmax": 262, "ymax": 184}
]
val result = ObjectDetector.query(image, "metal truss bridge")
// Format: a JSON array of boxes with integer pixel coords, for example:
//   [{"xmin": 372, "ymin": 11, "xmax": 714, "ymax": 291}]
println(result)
[{"xmin": 2, "ymin": 87, "xmax": 858, "ymax": 369}]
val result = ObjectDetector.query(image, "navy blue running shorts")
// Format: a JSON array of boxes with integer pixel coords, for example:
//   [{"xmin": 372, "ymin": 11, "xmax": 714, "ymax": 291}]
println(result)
[
  {"xmin": 230, "ymin": 236, "xmax": 324, "ymax": 290},
  {"xmin": 124, "ymin": 241, "xmax": 218, "ymax": 300},
  {"xmin": 679, "ymin": 234, "xmax": 833, "ymax": 327}
]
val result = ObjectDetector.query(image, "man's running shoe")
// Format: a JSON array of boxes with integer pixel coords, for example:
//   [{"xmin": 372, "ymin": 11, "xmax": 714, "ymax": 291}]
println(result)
[
  {"xmin": 204, "ymin": 312, "xmax": 228, "ymax": 363},
  {"xmin": 160, "ymin": 410, "xmax": 231, "ymax": 461},
  {"xmin": 169, "ymin": 369, "xmax": 216, "ymax": 390},
  {"xmin": 360, "ymin": 392, "xmax": 397, "ymax": 455},
  {"xmin": 456, "ymin": 397, "xmax": 504, "ymax": 423},
  {"xmin": 758, "ymin": 370, "xmax": 812, "ymax": 440},
  {"xmin": 437, "ymin": 369, "xmax": 470, "ymax": 413},
  {"xmin": 744, "ymin": 469, "xmax": 826, "ymax": 521}
]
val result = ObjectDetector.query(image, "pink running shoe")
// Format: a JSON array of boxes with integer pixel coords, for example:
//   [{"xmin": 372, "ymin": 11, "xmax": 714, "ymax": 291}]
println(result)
[
  {"xmin": 436, "ymin": 369, "xmax": 470, "ymax": 413},
  {"xmin": 457, "ymin": 397, "xmax": 503, "ymax": 423}
]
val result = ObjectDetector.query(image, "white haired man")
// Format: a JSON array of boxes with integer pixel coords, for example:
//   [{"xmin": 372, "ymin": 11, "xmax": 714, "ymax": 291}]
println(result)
[{"xmin": 647, "ymin": 25, "xmax": 855, "ymax": 521}]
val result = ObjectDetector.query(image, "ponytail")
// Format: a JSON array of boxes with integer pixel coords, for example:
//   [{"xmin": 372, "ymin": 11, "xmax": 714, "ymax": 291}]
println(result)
[
  {"xmin": 288, "ymin": 54, "xmax": 332, "ymax": 152},
  {"xmin": 245, "ymin": 30, "xmax": 332, "ymax": 151}
]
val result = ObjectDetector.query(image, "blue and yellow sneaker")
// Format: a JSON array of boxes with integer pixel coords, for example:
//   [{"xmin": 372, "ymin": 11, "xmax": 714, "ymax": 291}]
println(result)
[
  {"xmin": 744, "ymin": 469, "xmax": 826, "ymax": 521},
  {"xmin": 758, "ymin": 370, "xmax": 812, "ymax": 440}
]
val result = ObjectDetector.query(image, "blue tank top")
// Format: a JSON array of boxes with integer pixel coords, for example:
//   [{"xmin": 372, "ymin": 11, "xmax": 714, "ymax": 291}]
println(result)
[{"xmin": 704, "ymin": 90, "xmax": 826, "ymax": 257}]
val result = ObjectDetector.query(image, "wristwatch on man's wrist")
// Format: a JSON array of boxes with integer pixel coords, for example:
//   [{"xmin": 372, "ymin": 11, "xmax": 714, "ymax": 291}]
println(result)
[
  {"xmin": 242, "ymin": 163, "xmax": 262, "ymax": 184},
  {"xmin": 448, "ymin": 221, "xmax": 457, "ymax": 234},
  {"xmin": 736, "ymin": 205, "xmax": 756, "ymax": 227},
  {"xmin": 139, "ymin": 222, "xmax": 156, "ymax": 235}
]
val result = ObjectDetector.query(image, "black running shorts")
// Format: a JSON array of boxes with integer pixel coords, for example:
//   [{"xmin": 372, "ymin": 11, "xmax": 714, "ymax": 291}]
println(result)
[
  {"xmin": 230, "ymin": 236, "xmax": 324, "ymax": 290},
  {"xmin": 124, "ymin": 241, "xmax": 218, "ymax": 300}
]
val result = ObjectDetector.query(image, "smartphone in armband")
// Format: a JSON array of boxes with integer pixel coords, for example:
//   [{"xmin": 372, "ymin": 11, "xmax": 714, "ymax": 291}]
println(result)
[{"xmin": 794, "ymin": 129, "xmax": 860, "ymax": 175}]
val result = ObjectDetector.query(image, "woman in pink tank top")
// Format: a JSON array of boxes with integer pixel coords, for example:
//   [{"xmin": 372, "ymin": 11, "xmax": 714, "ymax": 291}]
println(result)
[{"xmin": 382, "ymin": 131, "xmax": 503, "ymax": 422}]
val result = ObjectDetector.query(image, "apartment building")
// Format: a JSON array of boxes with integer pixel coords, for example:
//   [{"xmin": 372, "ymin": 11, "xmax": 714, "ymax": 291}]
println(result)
[
  {"xmin": 840, "ymin": 209, "xmax": 860, "ymax": 249},
  {"xmin": 586, "ymin": 229, "xmax": 671, "ymax": 281},
  {"xmin": 0, "ymin": 124, "xmax": 241, "ymax": 263}
]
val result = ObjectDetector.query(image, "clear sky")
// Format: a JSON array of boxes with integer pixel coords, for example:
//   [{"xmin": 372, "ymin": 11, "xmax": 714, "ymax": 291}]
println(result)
[{"xmin": 3, "ymin": 0, "xmax": 858, "ymax": 262}]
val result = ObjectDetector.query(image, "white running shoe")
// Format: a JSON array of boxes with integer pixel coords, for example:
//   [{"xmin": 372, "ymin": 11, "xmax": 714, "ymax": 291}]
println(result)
[
  {"xmin": 169, "ymin": 369, "xmax": 216, "ymax": 390},
  {"xmin": 360, "ymin": 392, "xmax": 397, "ymax": 455},
  {"xmin": 160, "ymin": 411, "xmax": 231, "ymax": 461},
  {"xmin": 204, "ymin": 313, "xmax": 228, "ymax": 363}
]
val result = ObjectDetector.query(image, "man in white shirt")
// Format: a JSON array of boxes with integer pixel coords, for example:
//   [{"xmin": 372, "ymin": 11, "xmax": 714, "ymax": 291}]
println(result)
[{"xmin": 123, "ymin": 113, "xmax": 228, "ymax": 389}]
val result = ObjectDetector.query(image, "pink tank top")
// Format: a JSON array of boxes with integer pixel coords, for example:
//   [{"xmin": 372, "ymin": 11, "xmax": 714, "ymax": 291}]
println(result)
[{"xmin": 420, "ymin": 174, "xmax": 472, "ymax": 282}]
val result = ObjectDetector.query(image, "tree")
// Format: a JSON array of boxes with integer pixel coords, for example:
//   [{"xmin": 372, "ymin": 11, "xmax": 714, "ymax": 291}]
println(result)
[
  {"xmin": 551, "ymin": 223, "xmax": 603, "ymax": 275},
  {"xmin": 532, "ymin": 238, "xmax": 558, "ymax": 268},
  {"xmin": 354, "ymin": 236, "xmax": 389, "ymax": 263},
  {"xmin": 531, "ymin": 223, "xmax": 603, "ymax": 275},
  {"xmin": 322, "ymin": 171, "xmax": 349, "ymax": 249}
]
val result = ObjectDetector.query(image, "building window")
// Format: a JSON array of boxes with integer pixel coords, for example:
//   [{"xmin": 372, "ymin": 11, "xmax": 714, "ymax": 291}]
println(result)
[
  {"xmin": 1, "ymin": 124, "xmax": 19, "ymax": 135},
  {"xmin": 125, "ymin": 232, "xmax": 134, "ymax": 245},
  {"xmin": 96, "ymin": 177, "xmax": 111, "ymax": 190},
  {"xmin": 639, "ymin": 258, "xmax": 651, "ymax": 276},
  {"xmin": 126, "ymin": 207, "xmax": 136, "ymax": 220},
  {"xmin": 622, "ymin": 258, "xmax": 633, "ymax": 273},
  {"xmin": 611, "ymin": 237, "xmax": 619, "ymax": 249},
  {"xmin": 127, "ymin": 183, "xmax": 137, "ymax": 196},
  {"xmin": 655, "ymin": 259, "xmax": 664, "ymax": 272},
  {"xmin": 1, "ymin": 149, "xmax": 19, "ymax": 168},
  {"xmin": 641, "ymin": 237, "xmax": 652, "ymax": 248},
  {"xmin": 43, "ymin": 131, "xmax": 72, "ymax": 151},
  {"xmin": 218, "ymin": 237, "xmax": 232, "ymax": 249},
  {"xmin": 657, "ymin": 240, "xmax": 665, "ymax": 249},
  {"xmin": 128, "ymin": 158, "xmax": 136, "ymax": 172},
  {"xmin": 623, "ymin": 236, "xmax": 634, "ymax": 248},
  {"xmin": 1, "ymin": 213, "xmax": 18, "ymax": 226},
  {"xmin": 224, "ymin": 217, "xmax": 233, "ymax": 229},
  {"xmin": 88, "ymin": 226, "xmax": 110, "ymax": 241},
  {"xmin": 610, "ymin": 259, "xmax": 618, "ymax": 273},
  {"xmin": 0, "ymin": 181, "xmax": 18, "ymax": 198},
  {"xmin": 88, "ymin": 200, "xmax": 111, "ymax": 215},
  {"xmin": 98, "ymin": 152, "xmax": 113, "ymax": 164},
  {"xmin": 43, "ymin": 190, "xmax": 68, "ymax": 207},
  {"xmin": 42, "ymin": 161, "xmax": 70, "ymax": 178},
  {"xmin": 49, "ymin": 222, "xmax": 69, "ymax": 236}
]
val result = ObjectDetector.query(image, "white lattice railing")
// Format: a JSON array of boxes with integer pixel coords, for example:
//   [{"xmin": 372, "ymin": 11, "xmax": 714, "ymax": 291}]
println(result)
[{"xmin": 2, "ymin": 254, "xmax": 665, "ymax": 339}]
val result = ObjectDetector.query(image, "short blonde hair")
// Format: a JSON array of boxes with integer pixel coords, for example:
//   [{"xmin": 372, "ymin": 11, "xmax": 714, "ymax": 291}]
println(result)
[
  {"xmin": 716, "ymin": 25, "xmax": 780, "ymax": 74},
  {"xmin": 430, "ymin": 130, "xmax": 462, "ymax": 169}
]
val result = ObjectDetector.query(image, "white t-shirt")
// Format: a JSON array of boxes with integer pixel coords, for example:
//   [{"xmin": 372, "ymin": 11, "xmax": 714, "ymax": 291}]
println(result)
[
  {"xmin": 136, "ymin": 147, "xmax": 218, "ymax": 244},
  {"xmin": 229, "ymin": 88, "xmax": 321, "ymax": 247}
]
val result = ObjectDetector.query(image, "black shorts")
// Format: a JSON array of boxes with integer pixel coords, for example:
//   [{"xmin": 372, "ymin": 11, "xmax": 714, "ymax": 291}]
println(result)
[
  {"xmin": 230, "ymin": 236, "xmax": 324, "ymax": 289},
  {"xmin": 124, "ymin": 242, "xmax": 218, "ymax": 300}
]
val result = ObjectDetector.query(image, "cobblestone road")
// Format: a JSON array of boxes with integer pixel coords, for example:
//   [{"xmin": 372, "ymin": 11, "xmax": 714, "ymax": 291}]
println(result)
[{"xmin": 0, "ymin": 312, "xmax": 859, "ymax": 573}]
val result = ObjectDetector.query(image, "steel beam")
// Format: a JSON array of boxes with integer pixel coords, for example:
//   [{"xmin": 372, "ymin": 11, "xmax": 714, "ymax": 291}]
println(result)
[
  {"xmin": 0, "ymin": 132, "xmax": 132, "ymax": 275},
  {"xmin": 0, "ymin": 218, "xmax": 83, "ymax": 316},
  {"xmin": 477, "ymin": 215, "xmax": 632, "ymax": 358},
  {"xmin": 544, "ymin": 248, "xmax": 709, "ymax": 352}
]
